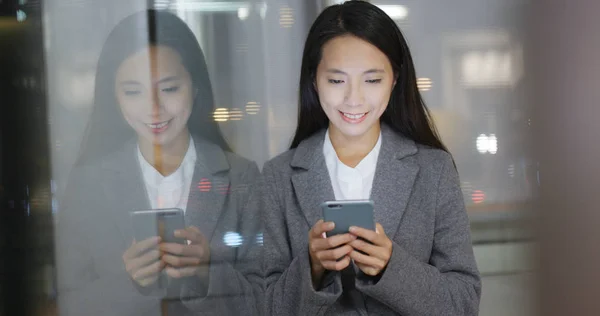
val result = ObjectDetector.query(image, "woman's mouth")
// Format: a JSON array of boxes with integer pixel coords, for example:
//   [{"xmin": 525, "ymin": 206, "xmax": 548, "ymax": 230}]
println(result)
[
  {"xmin": 146, "ymin": 119, "xmax": 171, "ymax": 133},
  {"xmin": 339, "ymin": 111, "xmax": 368, "ymax": 124}
]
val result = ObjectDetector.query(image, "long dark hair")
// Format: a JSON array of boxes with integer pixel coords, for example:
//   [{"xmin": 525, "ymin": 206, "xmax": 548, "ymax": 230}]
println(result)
[
  {"xmin": 76, "ymin": 9, "xmax": 229, "ymax": 165},
  {"xmin": 290, "ymin": 1, "xmax": 447, "ymax": 153}
]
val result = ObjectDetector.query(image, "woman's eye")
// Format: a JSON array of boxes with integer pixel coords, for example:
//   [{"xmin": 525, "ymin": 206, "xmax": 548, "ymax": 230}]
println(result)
[
  {"xmin": 366, "ymin": 79, "xmax": 382, "ymax": 84},
  {"xmin": 123, "ymin": 90, "xmax": 141, "ymax": 96},
  {"xmin": 162, "ymin": 86, "xmax": 180, "ymax": 93},
  {"xmin": 328, "ymin": 79, "xmax": 344, "ymax": 84}
]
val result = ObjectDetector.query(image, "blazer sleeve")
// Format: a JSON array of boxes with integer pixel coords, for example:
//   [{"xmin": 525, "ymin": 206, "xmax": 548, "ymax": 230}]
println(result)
[
  {"xmin": 179, "ymin": 161, "xmax": 265, "ymax": 316},
  {"xmin": 355, "ymin": 154, "xmax": 482, "ymax": 316},
  {"xmin": 262, "ymin": 162, "xmax": 343, "ymax": 316},
  {"xmin": 55, "ymin": 166, "xmax": 161, "ymax": 316}
]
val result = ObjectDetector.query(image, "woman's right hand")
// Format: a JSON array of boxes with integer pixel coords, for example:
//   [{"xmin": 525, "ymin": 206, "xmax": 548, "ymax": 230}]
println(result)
[
  {"xmin": 308, "ymin": 220, "xmax": 356, "ymax": 288},
  {"xmin": 122, "ymin": 236, "xmax": 164, "ymax": 287}
]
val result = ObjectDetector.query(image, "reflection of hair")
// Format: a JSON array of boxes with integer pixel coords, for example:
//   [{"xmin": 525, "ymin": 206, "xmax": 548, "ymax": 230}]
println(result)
[
  {"xmin": 290, "ymin": 1, "xmax": 448, "ymax": 153},
  {"xmin": 77, "ymin": 9, "xmax": 229, "ymax": 165}
]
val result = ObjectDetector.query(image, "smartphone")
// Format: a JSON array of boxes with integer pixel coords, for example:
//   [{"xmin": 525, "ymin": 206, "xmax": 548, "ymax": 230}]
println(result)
[
  {"xmin": 130, "ymin": 208, "xmax": 187, "ymax": 245},
  {"xmin": 321, "ymin": 200, "xmax": 375, "ymax": 237}
]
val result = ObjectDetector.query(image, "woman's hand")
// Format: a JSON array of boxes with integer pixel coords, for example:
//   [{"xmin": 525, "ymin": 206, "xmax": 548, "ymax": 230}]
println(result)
[
  {"xmin": 348, "ymin": 223, "xmax": 393, "ymax": 276},
  {"xmin": 308, "ymin": 220, "xmax": 356, "ymax": 287},
  {"xmin": 122, "ymin": 236, "xmax": 164, "ymax": 287},
  {"xmin": 159, "ymin": 226, "xmax": 210, "ymax": 281}
]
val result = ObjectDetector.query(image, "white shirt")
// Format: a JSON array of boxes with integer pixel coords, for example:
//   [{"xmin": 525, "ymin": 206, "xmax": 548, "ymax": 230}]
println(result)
[
  {"xmin": 323, "ymin": 129, "xmax": 382, "ymax": 200},
  {"xmin": 137, "ymin": 138, "xmax": 197, "ymax": 213}
]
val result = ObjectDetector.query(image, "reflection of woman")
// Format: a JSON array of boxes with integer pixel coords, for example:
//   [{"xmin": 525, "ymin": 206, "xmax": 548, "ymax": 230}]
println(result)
[
  {"xmin": 262, "ymin": 2, "xmax": 480, "ymax": 315},
  {"xmin": 55, "ymin": 10, "xmax": 262, "ymax": 316}
]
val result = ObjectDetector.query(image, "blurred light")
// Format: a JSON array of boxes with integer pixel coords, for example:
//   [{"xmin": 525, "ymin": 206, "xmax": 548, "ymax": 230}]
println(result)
[
  {"xmin": 172, "ymin": 1, "xmax": 251, "ymax": 12},
  {"xmin": 58, "ymin": 69, "xmax": 96, "ymax": 110},
  {"xmin": 16, "ymin": 10, "xmax": 26, "ymax": 22},
  {"xmin": 236, "ymin": 43, "xmax": 249, "ymax": 53},
  {"xmin": 154, "ymin": 0, "xmax": 170, "ymax": 9},
  {"xmin": 256, "ymin": 233, "xmax": 263, "ymax": 245},
  {"xmin": 417, "ymin": 77, "xmax": 432, "ymax": 91},
  {"xmin": 488, "ymin": 134, "xmax": 498, "ymax": 154},
  {"xmin": 51, "ymin": 180, "xmax": 58, "ymax": 214},
  {"xmin": 508, "ymin": 164, "xmax": 515, "ymax": 178},
  {"xmin": 461, "ymin": 50, "xmax": 515, "ymax": 87},
  {"xmin": 245, "ymin": 101, "xmax": 261, "ymax": 115},
  {"xmin": 237, "ymin": 6, "xmax": 249, "ymax": 20},
  {"xmin": 229, "ymin": 108, "xmax": 244, "ymax": 121},
  {"xmin": 19, "ymin": 0, "xmax": 28, "ymax": 5},
  {"xmin": 376, "ymin": 5, "xmax": 408, "ymax": 20},
  {"xmin": 224, "ymin": 232, "xmax": 243, "ymax": 247},
  {"xmin": 471, "ymin": 190, "xmax": 486, "ymax": 204},
  {"xmin": 476, "ymin": 133, "xmax": 498, "ymax": 154},
  {"xmin": 258, "ymin": 2, "xmax": 268, "ymax": 19},
  {"xmin": 213, "ymin": 108, "xmax": 230, "ymax": 122},
  {"xmin": 198, "ymin": 178, "xmax": 212, "ymax": 192},
  {"xmin": 279, "ymin": 6, "xmax": 294, "ymax": 28},
  {"xmin": 217, "ymin": 183, "xmax": 230, "ymax": 195},
  {"xmin": 476, "ymin": 134, "xmax": 488, "ymax": 154}
]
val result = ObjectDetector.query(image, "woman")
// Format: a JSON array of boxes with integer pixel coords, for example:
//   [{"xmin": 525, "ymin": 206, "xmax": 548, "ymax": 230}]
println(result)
[
  {"xmin": 261, "ymin": 1, "xmax": 481, "ymax": 315},
  {"xmin": 55, "ymin": 10, "xmax": 262, "ymax": 316}
]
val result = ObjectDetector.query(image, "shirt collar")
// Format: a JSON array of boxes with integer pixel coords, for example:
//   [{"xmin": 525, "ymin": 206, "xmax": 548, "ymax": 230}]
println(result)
[
  {"xmin": 137, "ymin": 136, "xmax": 197, "ymax": 187},
  {"xmin": 323, "ymin": 128, "xmax": 382, "ymax": 177}
]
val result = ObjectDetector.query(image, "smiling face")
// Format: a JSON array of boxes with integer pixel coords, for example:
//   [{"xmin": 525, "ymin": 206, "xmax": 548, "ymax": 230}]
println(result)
[
  {"xmin": 315, "ymin": 35, "xmax": 396, "ymax": 141},
  {"xmin": 115, "ymin": 45, "xmax": 193, "ymax": 150}
]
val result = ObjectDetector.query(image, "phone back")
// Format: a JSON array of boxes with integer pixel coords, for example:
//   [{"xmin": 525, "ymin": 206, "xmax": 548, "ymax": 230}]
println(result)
[
  {"xmin": 131, "ymin": 208, "xmax": 186, "ymax": 244},
  {"xmin": 322, "ymin": 200, "xmax": 375, "ymax": 236}
]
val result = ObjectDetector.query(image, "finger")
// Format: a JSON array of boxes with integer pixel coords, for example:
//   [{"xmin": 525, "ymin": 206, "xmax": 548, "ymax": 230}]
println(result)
[
  {"xmin": 312, "ymin": 233, "xmax": 356, "ymax": 251},
  {"xmin": 321, "ymin": 255, "xmax": 351, "ymax": 271},
  {"xmin": 349, "ymin": 250, "xmax": 384, "ymax": 270},
  {"xmin": 316, "ymin": 245, "xmax": 353, "ymax": 261},
  {"xmin": 375, "ymin": 223, "xmax": 385, "ymax": 235},
  {"xmin": 349, "ymin": 226, "xmax": 379, "ymax": 243},
  {"xmin": 187, "ymin": 226, "xmax": 202, "ymax": 235},
  {"xmin": 136, "ymin": 275, "xmax": 160, "ymax": 287},
  {"xmin": 165, "ymin": 266, "xmax": 198, "ymax": 279},
  {"xmin": 126, "ymin": 249, "xmax": 161, "ymax": 273},
  {"xmin": 175, "ymin": 227, "xmax": 206, "ymax": 244},
  {"xmin": 162, "ymin": 254, "xmax": 202, "ymax": 267},
  {"xmin": 159, "ymin": 243, "xmax": 202, "ymax": 257},
  {"xmin": 356, "ymin": 262, "xmax": 380, "ymax": 276},
  {"xmin": 123, "ymin": 236, "xmax": 161, "ymax": 259},
  {"xmin": 132, "ymin": 260, "xmax": 165, "ymax": 281},
  {"xmin": 311, "ymin": 220, "xmax": 334, "ymax": 238},
  {"xmin": 349, "ymin": 239, "xmax": 382, "ymax": 257}
]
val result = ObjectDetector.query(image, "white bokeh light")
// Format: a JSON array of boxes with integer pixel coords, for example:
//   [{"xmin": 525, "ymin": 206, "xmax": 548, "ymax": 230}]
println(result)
[
  {"xmin": 223, "ymin": 231, "xmax": 243, "ymax": 247},
  {"xmin": 238, "ymin": 6, "xmax": 250, "ymax": 20},
  {"xmin": 476, "ymin": 134, "xmax": 498, "ymax": 154}
]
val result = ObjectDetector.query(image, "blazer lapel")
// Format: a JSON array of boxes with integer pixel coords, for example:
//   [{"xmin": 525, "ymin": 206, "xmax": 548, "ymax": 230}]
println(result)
[
  {"xmin": 184, "ymin": 138, "xmax": 230, "ymax": 241},
  {"xmin": 370, "ymin": 125, "xmax": 419, "ymax": 238},
  {"xmin": 291, "ymin": 129, "xmax": 335, "ymax": 227},
  {"xmin": 101, "ymin": 140, "xmax": 150, "ymax": 244}
]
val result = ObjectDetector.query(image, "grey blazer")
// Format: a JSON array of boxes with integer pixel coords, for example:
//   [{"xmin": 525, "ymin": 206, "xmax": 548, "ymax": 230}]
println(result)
[
  {"xmin": 261, "ymin": 124, "xmax": 481, "ymax": 316},
  {"xmin": 55, "ymin": 136, "xmax": 263, "ymax": 316}
]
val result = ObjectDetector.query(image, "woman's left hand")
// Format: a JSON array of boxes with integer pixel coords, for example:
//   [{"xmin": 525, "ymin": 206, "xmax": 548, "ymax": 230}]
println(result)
[
  {"xmin": 159, "ymin": 226, "xmax": 210, "ymax": 280},
  {"xmin": 348, "ymin": 223, "xmax": 393, "ymax": 276}
]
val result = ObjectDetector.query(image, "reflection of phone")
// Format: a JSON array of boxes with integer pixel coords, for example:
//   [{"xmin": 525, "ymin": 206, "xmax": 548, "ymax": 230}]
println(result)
[
  {"xmin": 130, "ymin": 208, "xmax": 186, "ymax": 245},
  {"xmin": 321, "ymin": 200, "xmax": 375, "ymax": 237}
]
